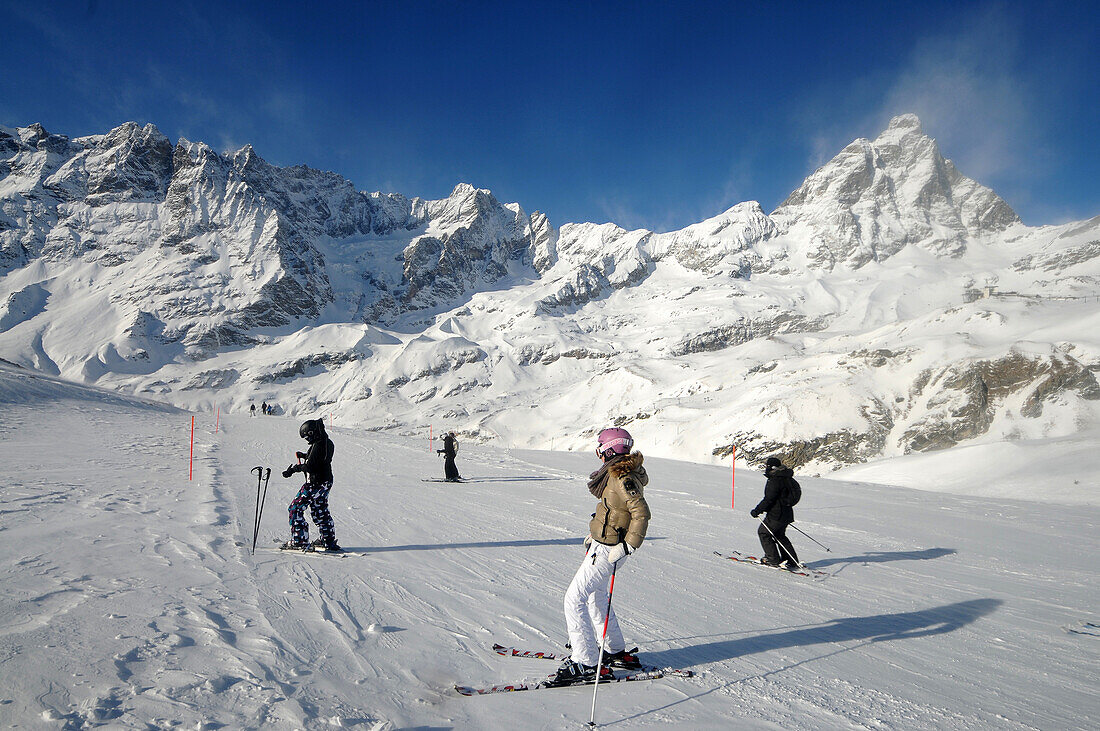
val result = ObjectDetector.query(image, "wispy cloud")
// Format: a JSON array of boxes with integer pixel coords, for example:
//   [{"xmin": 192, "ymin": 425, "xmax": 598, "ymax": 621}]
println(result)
[
  {"xmin": 876, "ymin": 3, "xmax": 1035, "ymax": 182},
  {"xmin": 791, "ymin": 2, "xmax": 1045, "ymax": 193}
]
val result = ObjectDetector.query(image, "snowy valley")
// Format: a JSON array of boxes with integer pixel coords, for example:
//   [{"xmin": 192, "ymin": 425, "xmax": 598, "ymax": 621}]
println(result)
[{"xmin": 0, "ymin": 363, "xmax": 1096, "ymax": 728}]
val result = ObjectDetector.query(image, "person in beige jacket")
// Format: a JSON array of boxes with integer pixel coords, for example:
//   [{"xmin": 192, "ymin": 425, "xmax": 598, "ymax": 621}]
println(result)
[{"xmin": 552, "ymin": 427, "xmax": 651, "ymax": 685}]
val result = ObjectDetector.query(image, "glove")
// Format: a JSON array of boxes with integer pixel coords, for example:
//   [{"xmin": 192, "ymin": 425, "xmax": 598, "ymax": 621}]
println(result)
[
  {"xmin": 583, "ymin": 535, "xmax": 593, "ymax": 552},
  {"xmin": 282, "ymin": 465, "xmax": 296, "ymax": 479},
  {"xmin": 607, "ymin": 542, "xmax": 631, "ymax": 565},
  {"xmin": 296, "ymin": 451, "xmax": 307, "ymax": 460},
  {"xmin": 750, "ymin": 509, "xmax": 760, "ymax": 518}
]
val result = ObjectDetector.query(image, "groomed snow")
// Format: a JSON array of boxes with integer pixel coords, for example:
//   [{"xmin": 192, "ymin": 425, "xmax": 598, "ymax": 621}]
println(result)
[{"xmin": 1, "ymin": 363, "xmax": 1097, "ymax": 729}]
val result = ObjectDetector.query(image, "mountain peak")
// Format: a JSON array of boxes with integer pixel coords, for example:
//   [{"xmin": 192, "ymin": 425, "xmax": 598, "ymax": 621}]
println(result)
[
  {"xmin": 773, "ymin": 114, "xmax": 1018, "ymax": 268},
  {"xmin": 887, "ymin": 113, "xmax": 922, "ymax": 132}
]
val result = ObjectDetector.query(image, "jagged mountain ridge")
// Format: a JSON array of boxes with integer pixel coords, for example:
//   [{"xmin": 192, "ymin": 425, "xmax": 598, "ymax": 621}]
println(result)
[{"xmin": 1, "ymin": 116, "xmax": 1098, "ymax": 473}]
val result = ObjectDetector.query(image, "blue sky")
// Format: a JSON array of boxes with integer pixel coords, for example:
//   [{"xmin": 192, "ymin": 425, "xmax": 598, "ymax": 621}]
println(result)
[{"xmin": 2, "ymin": 0, "xmax": 1097, "ymax": 231}]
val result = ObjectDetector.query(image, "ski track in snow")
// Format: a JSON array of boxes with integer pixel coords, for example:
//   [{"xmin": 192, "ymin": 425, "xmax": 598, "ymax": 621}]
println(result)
[{"xmin": 0, "ymin": 376, "xmax": 1097, "ymax": 729}]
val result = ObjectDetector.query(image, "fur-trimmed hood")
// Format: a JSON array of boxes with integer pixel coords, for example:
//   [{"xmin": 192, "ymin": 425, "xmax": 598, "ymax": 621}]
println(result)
[
  {"xmin": 609, "ymin": 452, "xmax": 644, "ymax": 478},
  {"xmin": 588, "ymin": 451, "xmax": 645, "ymax": 498}
]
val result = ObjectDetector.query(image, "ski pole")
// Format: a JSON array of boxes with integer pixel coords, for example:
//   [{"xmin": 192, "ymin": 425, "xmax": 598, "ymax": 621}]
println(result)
[
  {"xmin": 251, "ymin": 467, "xmax": 271, "ymax": 554},
  {"xmin": 251, "ymin": 467, "xmax": 263, "ymax": 554},
  {"xmin": 257, "ymin": 467, "xmax": 270, "ymax": 548},
  {"xmin": 789, "ymin": 522, "xmax": 831, "ymax": 552},
  {"xmin": 588, "ymin": 560, "xmax": 617, "ymax": 727},
  {"xmin": 758, "ymin": 515, "xmax": 805, "ymax": 569}
]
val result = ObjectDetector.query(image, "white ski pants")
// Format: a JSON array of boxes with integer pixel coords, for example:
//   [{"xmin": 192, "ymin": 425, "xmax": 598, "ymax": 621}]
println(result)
[{"xmin": 564, "ymin": 542, "xmax": 626, "ymax": 667}]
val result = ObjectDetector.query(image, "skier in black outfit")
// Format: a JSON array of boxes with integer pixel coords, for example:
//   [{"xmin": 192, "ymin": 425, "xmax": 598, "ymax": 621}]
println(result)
[
  {"xmin": 437, "ymin": 431, "xmax": 461, "ymax": 482},
  {"xmin": 750, "ymin": 456, "xmax": 799, "ymax": 569},
  {"xmin": 281, "ymin": 419, "xmax": 340, "ymax": 551}
]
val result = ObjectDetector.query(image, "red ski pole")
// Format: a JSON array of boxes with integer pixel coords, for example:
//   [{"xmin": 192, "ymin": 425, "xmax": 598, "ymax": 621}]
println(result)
[{"xmin": 588, "ymin": 562, "xmax": 617, "ymax": 726}]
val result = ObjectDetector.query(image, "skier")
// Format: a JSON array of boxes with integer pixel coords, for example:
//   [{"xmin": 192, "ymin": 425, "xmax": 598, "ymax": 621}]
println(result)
[
  {"xmin": 437, "ymin": 431, "xmax": 461, "ymax": 482},
  {"xmin": 552, "ymin": 427, "xmax": 650, "ymax": 686},
  {"xmin": 280, "ymin": 419, "xmax": 340, "ymax": 552},
  {"xmin": 249, "ymin": 403, "xmax": 256, "ymax": 417},
  {"xmin": 750, "ymin": 456, "xmax": 799, "ymax": 568}
]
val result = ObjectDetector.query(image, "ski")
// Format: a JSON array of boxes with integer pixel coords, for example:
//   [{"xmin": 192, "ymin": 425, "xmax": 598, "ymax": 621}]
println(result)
[
  {"xmin": 265, "ymin": 539, "xmax": 350, "ymax": 558},
  {"xmin": 714, "ymin": 550, "xmax": 826, "ymax": 578},
  {"xmin": 421, "ymin": 478, "xmax": 465, "ymax": 483},
  {"xmin": 1063, "ymin": 621, "xmax": 1100, "ymax": 637},
  {"xmin": 490, "ymin": 644, "xmax": 694, "ymax": 678},
  {"xmin": 491, "ymin": 643, "xmax": 567, "ymax": 661},
  {"xmin": 455, "ymin": 668, "xmax": 672, "ymax": 696}
]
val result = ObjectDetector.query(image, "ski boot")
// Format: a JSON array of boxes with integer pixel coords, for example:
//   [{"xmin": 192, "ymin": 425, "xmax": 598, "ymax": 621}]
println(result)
[
  {"xmin": 546, "ymin": 659, "xmax": 611, "ymax": 687},
  {"xmin": 606, "ymin": 647, "xmax": 643, "ymax": 670}
]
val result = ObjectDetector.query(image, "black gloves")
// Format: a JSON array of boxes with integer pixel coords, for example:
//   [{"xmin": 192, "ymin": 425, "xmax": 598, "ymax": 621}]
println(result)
[
  {"xmin": 750, "ymin": 509, "xmax": 760, "ymax": 518},
  {"xmin": 296, "ymin": 451, "xmax": 307, "ymax": 460},
  {"xmin": 282, "ymin": 465, "xmax": 296, "ymax": 478}
]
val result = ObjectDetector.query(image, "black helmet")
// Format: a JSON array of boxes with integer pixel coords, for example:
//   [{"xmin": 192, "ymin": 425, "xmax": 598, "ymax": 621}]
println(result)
[
  {"xmin": 765, "ymin": 456, "xmax": 782, "ymax": 468},
  {"xmin": 299, "ymin": 419, "xmax": 323, "ymax": 442}
]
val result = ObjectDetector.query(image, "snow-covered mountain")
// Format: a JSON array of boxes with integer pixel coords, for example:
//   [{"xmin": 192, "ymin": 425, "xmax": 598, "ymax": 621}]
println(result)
[{"xmin": 1, "ymin": 115, "xmax": 1098, "ymax": 477}]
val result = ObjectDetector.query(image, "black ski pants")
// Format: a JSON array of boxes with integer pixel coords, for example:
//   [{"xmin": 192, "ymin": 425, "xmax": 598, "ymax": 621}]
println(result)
[
  {"xmin": 758, "ymin": 514, "xmax": 799, "ymax": 565},
  {"xmin": 443, "ymin": 454, "xmax": 460, "ymax": 481}
]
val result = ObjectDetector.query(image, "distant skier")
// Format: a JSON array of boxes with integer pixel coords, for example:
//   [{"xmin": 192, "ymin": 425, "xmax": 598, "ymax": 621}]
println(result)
[
  {"xmin": 249, "ymin": 403, "xmax": 256, "ymax": 417},
  {"xmin": 437, "ymin": 431, "xmax": 462, "ymax": 482},
  {"xmin": 553, "ymin": 427, "xmax": 650, "ymax": 686},
  {"xmin": 750, "ymin": 456, "xmax": 799, "ymax": 568},
  {"xmin": 280, "ymin": 419, "xmax": 340, "ymax": 552},
  {"xmin": 261, "ymin": 401, "xmax": 269, "ymax": 415}
]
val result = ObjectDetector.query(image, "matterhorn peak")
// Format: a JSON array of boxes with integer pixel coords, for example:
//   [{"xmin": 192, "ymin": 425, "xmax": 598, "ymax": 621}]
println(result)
[
  {"xmin": 772, "ymin": 114, "xmax": 1018, "ymax": 269},
  {"xmin": 887, "ymin": 113, "xmax": 922, "ymax": 132}
]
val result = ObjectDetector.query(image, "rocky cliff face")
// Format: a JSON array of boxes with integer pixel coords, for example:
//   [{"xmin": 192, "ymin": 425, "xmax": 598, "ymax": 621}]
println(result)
[
  {"xmin": 0, "ymin": 122, "xmax": 543, "ymax": 354},
  {"xmin": 1, "ymin": 117, "xmax": 1097, "ymax": 473}
]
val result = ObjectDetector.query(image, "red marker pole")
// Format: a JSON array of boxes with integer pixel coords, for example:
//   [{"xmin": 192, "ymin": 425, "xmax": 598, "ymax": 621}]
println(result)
[
  {"xmin": 731, "ymin": 445, "xmax": 736, "ymax": 509},
  {"xmin": 189, "ymin": 416, "xmax": 195, "ymax": 481},
  {"xmin": 429, "ymin": 424, "xmax": 433, "ymax": 452},
  {"xmin": 215, "ymin": 406, "xmax": 220, "ymax": 434}
]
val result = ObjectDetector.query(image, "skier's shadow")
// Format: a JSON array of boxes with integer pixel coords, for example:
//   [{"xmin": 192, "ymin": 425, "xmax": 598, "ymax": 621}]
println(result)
[
  {"xmin": 458, "ymin": 476, "xmax": 570, "ymax": 483},
  {"xmin": 809, "ymin": 547, "xmax": 956, "ymax": 569},
  {"xmin": 643, "ymin": 597, "xmax": 1000, "ymax": 671},
  {"xmin": 347, "ymin": 536, "xmax": 666, "ymax": 553}
]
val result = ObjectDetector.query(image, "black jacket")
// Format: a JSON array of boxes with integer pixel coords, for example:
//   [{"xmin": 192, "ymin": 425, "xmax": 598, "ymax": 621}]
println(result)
[
  {"xmin": 753, "ymin": 465, "xmax": 795, "ymax": 521},
  {"xmin": 438, "ymin": 435, "xmax": 457, "ymax": 458},
  {"xmin": 294, "ymin": 436, "xmax": 334, "ymax": 484}
]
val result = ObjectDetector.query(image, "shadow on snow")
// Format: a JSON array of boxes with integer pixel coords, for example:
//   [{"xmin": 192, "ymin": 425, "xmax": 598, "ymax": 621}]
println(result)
[
  {"xmin": 607, "ymin": 598, "xmax": 1003, "ymax": 726},
  {"xmin": 809, "ymin": 547, "xmax": 956, "ymax": 569},
  {"xmin": 345, "ymin": 536, "xmax": 666, "ymax": 554},
  {"xmin": 647, "ymin": 597, "xmax": 1001, "ymax": 670}
]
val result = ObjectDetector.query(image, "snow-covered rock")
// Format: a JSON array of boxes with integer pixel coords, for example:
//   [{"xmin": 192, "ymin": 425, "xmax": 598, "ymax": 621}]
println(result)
[{"xmin": 1, "ymin": 116, "xmax": 1097, "ymax": 474}]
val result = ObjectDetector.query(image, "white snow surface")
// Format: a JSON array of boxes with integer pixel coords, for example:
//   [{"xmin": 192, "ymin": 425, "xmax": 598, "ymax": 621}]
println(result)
[{"xmin": 1, "ymin": 363, "xmax": 1097, "ymax": 729}]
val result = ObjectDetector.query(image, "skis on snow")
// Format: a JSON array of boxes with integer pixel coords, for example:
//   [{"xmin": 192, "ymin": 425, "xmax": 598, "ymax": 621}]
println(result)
[
  {"xmin": 454, "ymin": 643, "xmax": 693, "ymax": 696},
  {"xmin": 713, "ymin": 550, "xmax": 827, "ymax": 578},
  {"xmin": 265, "ymin": 538, "xmax": 350, "ymax": 558},
  {"xmin": 491, "ymin": 643, "xmax": 567, "ymax": 661}
]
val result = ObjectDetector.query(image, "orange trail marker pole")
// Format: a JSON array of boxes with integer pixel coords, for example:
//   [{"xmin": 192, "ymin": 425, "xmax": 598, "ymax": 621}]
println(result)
[{"xmin": 731, "ymin": 446, "xmax": 736, "ymax": 509}]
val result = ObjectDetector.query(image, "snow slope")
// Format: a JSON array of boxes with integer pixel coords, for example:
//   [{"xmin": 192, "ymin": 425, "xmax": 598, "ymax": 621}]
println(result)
[{"xmin": 0, "ymin": 364, "xmax": 1097, "ymax": 729}]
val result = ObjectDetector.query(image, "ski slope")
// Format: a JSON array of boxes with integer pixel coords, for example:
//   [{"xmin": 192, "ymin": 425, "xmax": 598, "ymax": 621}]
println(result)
[{"xmin": 1, "ymin": 363, "xmax": 1097, "ymax": 729}]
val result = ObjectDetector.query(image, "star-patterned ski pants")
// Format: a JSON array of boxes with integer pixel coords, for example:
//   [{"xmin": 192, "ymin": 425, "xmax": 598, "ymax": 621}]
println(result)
[{"xmin": 288, "ymin": 481, "xmax": 335, "ymax": 546}]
